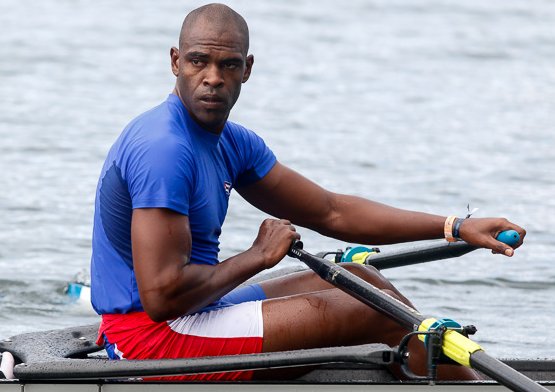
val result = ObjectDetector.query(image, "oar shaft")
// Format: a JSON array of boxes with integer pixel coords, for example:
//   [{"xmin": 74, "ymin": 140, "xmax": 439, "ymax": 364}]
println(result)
[
  {"xmin": 365, "ymin": 241, "xmax": 477, "ymax": 270},
  {"xmin": 362, "ymin": 229, "xmax": 518, "ymax": 270},
  {"xmin": 471, "ymin": 350, "xmax": 549, "ymax": 392}
]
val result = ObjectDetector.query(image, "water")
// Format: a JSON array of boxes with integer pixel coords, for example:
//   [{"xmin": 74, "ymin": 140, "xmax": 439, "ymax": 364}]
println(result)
[{"xmin": 1, "ymin": 0, "xmax": 554, "ymax": 359}]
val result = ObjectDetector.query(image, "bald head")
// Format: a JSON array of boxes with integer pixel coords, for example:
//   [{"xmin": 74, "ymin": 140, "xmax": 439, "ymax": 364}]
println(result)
[{"xmin": 179, "ymin": 3, "xmax": 249, "ymax": 55}]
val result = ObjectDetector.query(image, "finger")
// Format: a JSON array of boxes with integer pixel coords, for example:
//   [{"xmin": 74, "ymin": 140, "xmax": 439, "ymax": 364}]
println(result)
[
  {"xmin": 513, "ymin": 227, "xmax": 526, "ymax": 249},
  {"xmin": 496, "ymin": 247, "xmax": 514, "ymax": 257},
  {"xmin": 490, "ymin": 248, "xmax": 513, "ymax": 256},
  {"xmin": 499, "ymin": 224, "xmax": 526, "ymax": 249},
  {"xmin": 488, "ymin": 239, "xmax": 514, "ymax": 257}
]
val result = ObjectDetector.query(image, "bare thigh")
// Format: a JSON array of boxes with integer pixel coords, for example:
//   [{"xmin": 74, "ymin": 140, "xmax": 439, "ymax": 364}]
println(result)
[
  {"xmin": 261, "ymin": 288, "xmax": 407, "ymax": 352},
  {"xmin": 253, "ymin": 288, "xmax": 405, "ymax": 380},
  {"xmin": 259, "ymin": 263, "xmax": 413, "ymax": 306},
  {"xmin": 256, "ymin": 270, "xmax": 479, "ymax": 381}
]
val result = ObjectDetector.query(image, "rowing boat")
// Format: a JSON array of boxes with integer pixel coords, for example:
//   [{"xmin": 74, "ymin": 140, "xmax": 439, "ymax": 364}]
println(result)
[
  {"xmin": 1, "ymin": 238, "xmax": 553, "ymax": 391},
  {"xmin": 1, "ymin": 321, "xmax": 554, "ymax": 391}
]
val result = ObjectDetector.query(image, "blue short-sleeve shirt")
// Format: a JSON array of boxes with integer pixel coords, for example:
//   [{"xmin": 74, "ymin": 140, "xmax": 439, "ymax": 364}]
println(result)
[{"xmin": 90, "ymin": 94, "xmax": 276, "ymax": 314}]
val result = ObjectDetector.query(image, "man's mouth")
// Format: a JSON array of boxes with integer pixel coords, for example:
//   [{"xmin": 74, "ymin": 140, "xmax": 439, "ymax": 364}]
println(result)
[{"xmin": 199, "ymin": 94, "xmax": 225, "ymax": 109}]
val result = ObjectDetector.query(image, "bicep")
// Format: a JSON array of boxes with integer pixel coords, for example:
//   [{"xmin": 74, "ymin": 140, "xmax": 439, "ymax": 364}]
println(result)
[
  {"xmin": 131, "ymin": 208, "xmax": 191, "ymax": 310},
  {"xmin": 237, "ymin": 162, "xmax": 336, "ymax": 229}
]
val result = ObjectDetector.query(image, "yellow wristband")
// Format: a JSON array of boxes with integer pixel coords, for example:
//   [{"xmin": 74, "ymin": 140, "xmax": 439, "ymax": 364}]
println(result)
[{"xmin": 444, "ymin": 215, "xmax": 458, "ymax": 242}]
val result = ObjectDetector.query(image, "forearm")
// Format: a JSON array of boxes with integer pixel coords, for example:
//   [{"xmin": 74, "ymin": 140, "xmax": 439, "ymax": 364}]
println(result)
[
  {"xmin": 239, "ymin": 163, "xmax": 446, "ymax": 246},
  {"xmin": 312, "ymin": 193, "xmax": 445, "ymax": 245},
  {"xmin": 141, "ymin": 247, "xmax": 267, "ymax": 321}
]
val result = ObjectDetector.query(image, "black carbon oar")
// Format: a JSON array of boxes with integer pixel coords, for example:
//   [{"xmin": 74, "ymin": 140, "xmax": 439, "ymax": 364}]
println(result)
[
  {"xmin": 357, "ymin": 230, "xmax": 520, "ymax": 270},
  {"xmin": 287, "ymin": 242, "xmax": 548, "ymax": 392},
  {"xmin": 364, "ymin": 240, "xmax": 478, "ymax": 270}
]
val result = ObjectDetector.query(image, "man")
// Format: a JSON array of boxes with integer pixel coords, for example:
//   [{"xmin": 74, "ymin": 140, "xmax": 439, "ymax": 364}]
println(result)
[{"xmin": 90, "ymin": 3, "xmax": 525, "ymax": 381}]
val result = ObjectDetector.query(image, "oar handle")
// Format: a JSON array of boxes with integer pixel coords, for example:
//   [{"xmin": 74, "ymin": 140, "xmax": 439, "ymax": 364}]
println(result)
[
  {"xmin": 497, "ymin": 230, "xmax": 520, "ymax": 247},
  {"xmin": 288, "ymin": 239, "xmax": 304, "ymax": 256}
]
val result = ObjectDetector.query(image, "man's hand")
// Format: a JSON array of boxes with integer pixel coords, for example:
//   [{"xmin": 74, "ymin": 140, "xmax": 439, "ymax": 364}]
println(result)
[
  {"xmin": 250, "ymin": 219, "xmax": 301, "ymax": 269},
  {"xmin": 458, "ymin": 217, "xmax": 526, "ymax": 256}
]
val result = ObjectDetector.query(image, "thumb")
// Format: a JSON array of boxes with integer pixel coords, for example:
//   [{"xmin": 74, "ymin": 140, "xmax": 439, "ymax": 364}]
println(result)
[
  {"xmin": 488, "ymin": 238, "xmax": 514, "ymax": 257},
  {"xmin": 501, "ymin": 247, "xmax": 514, "ymax": 257}
]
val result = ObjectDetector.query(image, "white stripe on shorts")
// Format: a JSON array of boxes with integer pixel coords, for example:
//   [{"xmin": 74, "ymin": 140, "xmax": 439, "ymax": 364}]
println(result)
[{"xmin": 167, "ymin": 300, "xmax": 263, "ymax": 338}]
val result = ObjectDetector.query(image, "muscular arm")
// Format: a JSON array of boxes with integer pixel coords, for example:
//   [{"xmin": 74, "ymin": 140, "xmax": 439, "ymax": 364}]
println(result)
[
  {"xmin": 132, "ymin": 208, "xmax": 298, "ymax": 322},
  {"xmin": 238, "ymin": 162, "xmax": 524, "ymax": 252},
  {"xmin": 238, "ymin": 162, "xmax": 443, "ymax": 244}
]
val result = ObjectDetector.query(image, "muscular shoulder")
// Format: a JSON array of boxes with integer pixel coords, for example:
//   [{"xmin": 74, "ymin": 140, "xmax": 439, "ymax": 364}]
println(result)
[
  {"xmin": 125, "ymin": 100, "xmax": 190, "ymax": 146},
  {"xmin": 108, "ymin": 99, "xmax": 195, "ymax": 181}
]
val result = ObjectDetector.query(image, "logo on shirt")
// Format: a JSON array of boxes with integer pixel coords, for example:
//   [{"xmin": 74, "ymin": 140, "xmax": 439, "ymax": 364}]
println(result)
[{"xmin": 224, "ymin": 181, "xmax": 232, "ymax": 197}]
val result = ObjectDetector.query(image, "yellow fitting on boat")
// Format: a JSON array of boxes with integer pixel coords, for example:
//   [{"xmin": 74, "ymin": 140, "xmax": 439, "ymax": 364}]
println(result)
[
  {"xmin": 418, "ymin": 318, "xmax": 438, "ymax": 343},
  {"xmin": 418, "ymin": 318, "xmax": 483, "ymax": 367},
  {"xmin": 350, "ymin": 251, "xmax": 370, "ymax": 264}
]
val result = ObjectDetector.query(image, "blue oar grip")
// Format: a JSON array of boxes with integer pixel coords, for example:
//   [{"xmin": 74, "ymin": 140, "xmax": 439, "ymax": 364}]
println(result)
[{"xmin": 496, "ymin": 230, "xmax": 520, "ymax": 247}]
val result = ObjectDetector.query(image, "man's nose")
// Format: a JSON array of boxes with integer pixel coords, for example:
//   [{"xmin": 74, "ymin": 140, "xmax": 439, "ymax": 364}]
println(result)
[{"xmin": 203, "ymin": 64, "xmax": 224, "ymax": 88}]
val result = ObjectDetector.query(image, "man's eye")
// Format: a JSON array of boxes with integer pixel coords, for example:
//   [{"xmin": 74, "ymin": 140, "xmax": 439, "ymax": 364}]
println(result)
[
  {"xmin": 191, "ymin": 59, "xmax": 203, "ymax": 66},
  {"xmin": 224, "ymin": 63, "xmax": 238, "ymax": 70}
]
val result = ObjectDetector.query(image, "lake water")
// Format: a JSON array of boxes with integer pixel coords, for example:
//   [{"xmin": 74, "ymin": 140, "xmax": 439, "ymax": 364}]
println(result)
[{"xmin": 1, "ymin": 0, "xmax": 554, "ymax": 359}]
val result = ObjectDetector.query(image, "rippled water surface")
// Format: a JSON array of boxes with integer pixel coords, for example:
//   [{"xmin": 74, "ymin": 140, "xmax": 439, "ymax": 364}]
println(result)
[{"xmin": 1, "ymin": 0, "xmax": 554, "ymax": 358}]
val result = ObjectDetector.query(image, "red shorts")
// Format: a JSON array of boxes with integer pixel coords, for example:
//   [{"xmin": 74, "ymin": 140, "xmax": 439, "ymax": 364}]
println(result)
[{"xmin": 97, "ymin": 301, "xmax": 264, "ymax": 381}]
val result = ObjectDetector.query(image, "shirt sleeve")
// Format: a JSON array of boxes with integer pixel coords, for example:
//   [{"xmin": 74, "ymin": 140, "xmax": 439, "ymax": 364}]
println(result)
[
  {"xmin": 232, "ymin": 125, "xmax": 277, "ymax": 188},
  {"xmin": 124, "ymin": 135, "xmax": 195, "ymax": 215}
]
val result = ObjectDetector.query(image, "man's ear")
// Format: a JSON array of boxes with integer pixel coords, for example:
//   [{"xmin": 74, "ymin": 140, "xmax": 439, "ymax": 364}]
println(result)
[
  {"xmin": 242, "ymin": 54, "xmax": 254, "ymax": 83},
  {"xmin": 170, "ymin": 47, "xmax": 180, "ymax": 76}
]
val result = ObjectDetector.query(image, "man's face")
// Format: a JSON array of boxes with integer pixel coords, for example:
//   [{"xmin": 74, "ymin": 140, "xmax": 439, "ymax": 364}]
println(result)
[{"xmin": 171, "ymin": 20, "xmax": 253, "ymax": 133}]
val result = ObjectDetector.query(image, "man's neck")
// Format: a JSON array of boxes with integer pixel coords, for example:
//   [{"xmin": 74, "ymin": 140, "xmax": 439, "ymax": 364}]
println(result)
[{"xmin": 172, "ymin": 89, "xmax": 226, "ymax": 135}]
